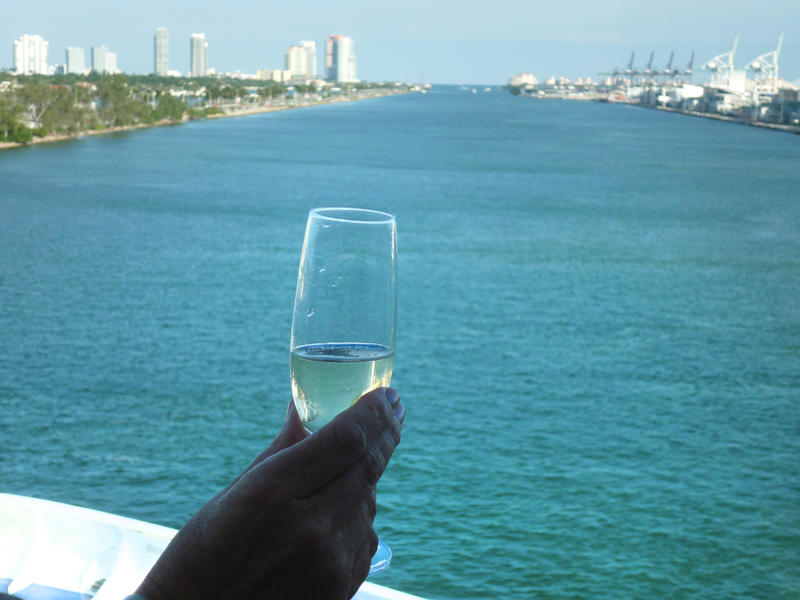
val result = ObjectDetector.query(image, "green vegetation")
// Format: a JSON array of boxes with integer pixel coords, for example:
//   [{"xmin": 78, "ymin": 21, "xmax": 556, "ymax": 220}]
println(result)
[
  {"xmin": 0, "ymin": 73, "xmax": 273, "ymax": 143},
  {"xmin": 0, "ymin": 74, "xmax": 190, "ymax": 142},
  {"xmin": 0, "ymin": 73, "xmax": 413, "ymax": 145},
  {"xmin": 0, "ymin": 96, "xmax": 32, "ymax": 142},
  {"xmin": 187, "ymin": 106, "xmax": 225, "ymax": 120}
]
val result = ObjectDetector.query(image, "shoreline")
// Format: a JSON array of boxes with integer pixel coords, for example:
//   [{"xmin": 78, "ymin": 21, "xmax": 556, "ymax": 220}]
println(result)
[
  {"xmin": 0, "ymin": 89, "xmax": 411, "ymax": 151},
  {"xmin": 649, "ymin": 104, "xmax": 800, "ymax": 135},
  {"xmin": 512, "ymin": 89, "xmax": 800, "ymax": 135}
]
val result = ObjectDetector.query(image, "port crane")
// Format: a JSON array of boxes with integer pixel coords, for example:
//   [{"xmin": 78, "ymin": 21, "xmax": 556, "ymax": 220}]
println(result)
[
  {"xmin": 747, "ymin": 33, "xmax": 783, "ymax": 94},
  {"xmin": 624, "ymin": 52, "xmax": 636, "ymax": 77},
  {"xmin": 600, "ymin": 52, "xmax": 636, "ymax": 83},
  {"xmin": 703, "ymin": 35, "xmax": 739, "ymax": 88},
  {"xmin": 643, "ymin": 52, "xmax": 655, "ymax": 80},
  {"xmin": 659, "ymin": 51, "xmax": 680, "ymax": 84},
  {"xmin": 664, "ymin": 51, "xmax": 675, "ymax": 76},
  {"xmin": 684, "ymin": 51, "xmax": 695, "ymax": 82}
]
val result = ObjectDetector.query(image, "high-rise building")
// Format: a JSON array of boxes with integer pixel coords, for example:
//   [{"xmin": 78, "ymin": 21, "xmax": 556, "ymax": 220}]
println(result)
[
  {"xmin": 286, "ymin": 42, "xmax": 318, "ymax": 78},
  {"xmin": 65, "ymin": 47, "xmax": 85, "ymax": 75},
  {"xmin": 13, "ymin": 34, "xmax": 49, "ymax": 75},
  {"xmin": 92, "ymin": 45, "xmax": 106, "ymax": 73},
  {"xmin": 325, "ymin": 36, "xmax": 335, "ymax": 79},
  {"xmin": 106, "ymin": 51, "xmax": 118, "ymax": 74},
  {"xmin": 285, "ymin": 45, "xmax": 304, "ymax": 77},
  {"xmin": 300, "ymin": 40, "xmax": 317, "ymax": 78},
  {"xmin": 325, "ymin": 35, "xmax": 356, "ymax": 83},
  {"xmin": 91, "ymin": 45, "xmax": 118, "ymax": 74},
  {"xmin": 91, "ymin": 45, "xmax": 106, "ymax": 73},
  {"xmin": 154, "ymin": 27, "xmax": 169, "ymax": 75},
  {"xmin": 190, "ymin": 33, "xmax": 208, "ymax": 77}
]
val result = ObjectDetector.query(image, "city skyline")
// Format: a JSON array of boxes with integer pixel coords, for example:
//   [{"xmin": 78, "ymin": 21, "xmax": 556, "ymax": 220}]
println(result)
[
  {"xmin": 7, "ymin": 30, "xmax": 362, "ymax": 83},
  {"xmin": 3, "ymin": 0, "xmax": 799, "ymax": 84}
]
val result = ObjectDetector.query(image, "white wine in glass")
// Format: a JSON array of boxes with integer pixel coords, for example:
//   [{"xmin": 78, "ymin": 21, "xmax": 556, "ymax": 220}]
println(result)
[
  {"xmin": 290, "ymin": 207, "xmax": 397, "ymax": 574},
  {"xmin": 291, "ymin": 342, "xmax": 394, "ymax": 430}
]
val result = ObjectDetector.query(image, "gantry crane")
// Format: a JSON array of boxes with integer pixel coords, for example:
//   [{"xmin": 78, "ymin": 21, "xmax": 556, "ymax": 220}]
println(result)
[{"xmin": 747, "ymin": 33, "xmax": 784, "ymax": 95}]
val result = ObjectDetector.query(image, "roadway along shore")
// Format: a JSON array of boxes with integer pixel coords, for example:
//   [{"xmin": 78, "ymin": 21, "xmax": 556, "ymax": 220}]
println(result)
[{"xmin": 0, "ymin": 88, "xmax": 414, "ymax": 151}]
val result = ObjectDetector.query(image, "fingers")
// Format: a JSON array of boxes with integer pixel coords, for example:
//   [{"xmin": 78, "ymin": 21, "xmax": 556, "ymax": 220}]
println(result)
[{"xmin": 273, "ymin": 388, "xmax": 399, "ymax": 498}]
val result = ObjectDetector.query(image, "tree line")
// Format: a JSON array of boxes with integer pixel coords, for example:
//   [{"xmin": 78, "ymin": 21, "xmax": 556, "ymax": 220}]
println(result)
[
  {"xmin": 0, "ymin": 73, "xmax": 404, "ymax": 144},
  {"xmin": 0, "ymin": 74, "xmax": 284, "ymax": 143}
]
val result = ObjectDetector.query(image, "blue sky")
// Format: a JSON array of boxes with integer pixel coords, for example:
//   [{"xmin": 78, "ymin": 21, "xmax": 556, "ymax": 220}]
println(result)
[{"xmin": 3, "ymin": 0, "xmax": 799, "ymax": 84}]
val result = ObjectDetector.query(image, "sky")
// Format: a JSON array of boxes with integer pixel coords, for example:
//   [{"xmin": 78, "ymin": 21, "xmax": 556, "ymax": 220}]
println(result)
[{"xmin": 3, "ymin": 0, "xmax": 799, "ymax": 84}]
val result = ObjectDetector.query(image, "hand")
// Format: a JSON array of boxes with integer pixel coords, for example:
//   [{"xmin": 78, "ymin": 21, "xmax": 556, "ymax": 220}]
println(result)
[{"xmin": 136, "ymin": 387, "xmax": 404, "ymax": 600}]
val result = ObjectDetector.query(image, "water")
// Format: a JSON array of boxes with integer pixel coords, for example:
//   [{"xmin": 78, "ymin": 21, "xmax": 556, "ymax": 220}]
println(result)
[{"xmin": 1, "ymin": 87, "xmax": 799, "ymax": 599}]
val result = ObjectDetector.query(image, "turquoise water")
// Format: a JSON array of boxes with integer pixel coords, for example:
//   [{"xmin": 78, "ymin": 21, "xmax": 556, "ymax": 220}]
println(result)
[{"xmin": 1, "ymin": 87, "xmax": 799, "ymax": 599}]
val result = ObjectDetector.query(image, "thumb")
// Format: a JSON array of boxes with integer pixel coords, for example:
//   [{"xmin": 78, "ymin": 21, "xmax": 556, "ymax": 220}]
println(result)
[{"xmin": 267, "ymin": 387, "xmax": 397, "ymax": 499}]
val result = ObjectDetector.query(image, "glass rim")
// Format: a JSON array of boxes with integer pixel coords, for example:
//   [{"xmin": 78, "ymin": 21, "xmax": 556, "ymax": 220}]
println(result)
[{"xmin": 310, "ymin": 207, "xmax": 395, "ymax": 225}]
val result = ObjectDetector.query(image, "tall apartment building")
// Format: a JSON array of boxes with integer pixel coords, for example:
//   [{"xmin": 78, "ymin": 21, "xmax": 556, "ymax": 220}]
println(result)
[
  {"xmin": 106, "ymin": 52, "xmax": 118, "ymax": 74},
  {"xmin": 325, "ymin": 35, "xmax": 356, "ymax": 83},
  {"xmin": 91, "ymin": 45, "xmax": 118, "ymax": 74},
  {"xmin": 65, "ymin": 47, "xmax": 85, "ymax": 74},
  {"xmin": 13, "ymin": 34, "xmax": 49, "ymax": 75},
  {"xmin": 190, "ymin": 33, "xmax": 208, "ymax": 77},
  {"xmin": 286, "ymin": 42, "xmax": 317, "ymax": 78},
  {"xmin": 300, "ymin": 40, "xmax": 317, "ymax": 78},
  {"xmin": 154, "ymin": 27, "xmax": 169, "ymax": 75},
  {"xmin": 285, "ymin": 45, "xmax": 305, "ymax": 77}
]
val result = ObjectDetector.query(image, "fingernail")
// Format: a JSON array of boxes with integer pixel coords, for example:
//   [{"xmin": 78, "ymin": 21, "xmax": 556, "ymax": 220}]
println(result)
[
  {"xmin": 394, "ymin": 404, "xmax": 405, "ymax": 422},
  {"xmin": 385, "ymin": 388, "xmax": 400, "ymax": 408}
]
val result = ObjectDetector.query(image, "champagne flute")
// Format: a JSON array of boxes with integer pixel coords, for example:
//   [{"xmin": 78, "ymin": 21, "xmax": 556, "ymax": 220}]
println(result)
[{"xmin": 290, "ymin": 207, "xmax": 397, "ymax": 575}]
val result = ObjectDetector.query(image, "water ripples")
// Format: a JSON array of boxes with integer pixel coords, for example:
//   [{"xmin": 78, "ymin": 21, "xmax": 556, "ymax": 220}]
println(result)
[{"xmin": 2, "ymin": 88, "xmax": 799, "ymax": 599}]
